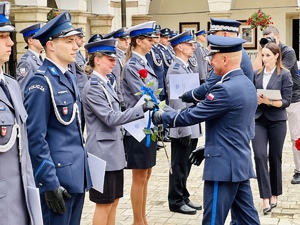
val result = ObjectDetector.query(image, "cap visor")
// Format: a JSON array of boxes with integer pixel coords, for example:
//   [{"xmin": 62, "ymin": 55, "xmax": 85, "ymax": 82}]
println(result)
[
  {"xmin": 208, "ymin": 50, "xmax": 219, "ymax": 56},
  {"xmin": 58, "ymin": 30, "xmax": 80, "ymax": 38},
  {"xmin": 0, "ymin": 25, "xmax": 16, "ymax": 32},
  {"xmin": 103, "ymin": 52, "xmax": 117, "ymax": 58}
]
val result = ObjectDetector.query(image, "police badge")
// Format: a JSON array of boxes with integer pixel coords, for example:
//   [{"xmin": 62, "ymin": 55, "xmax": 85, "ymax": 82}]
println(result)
[
  {"xmin": 1, "ymin": 126, "xmax": 7, "ymax": 137},
  {"xmin": 19, "ymin": 67, "xmax": 27, "ymax": 76}
]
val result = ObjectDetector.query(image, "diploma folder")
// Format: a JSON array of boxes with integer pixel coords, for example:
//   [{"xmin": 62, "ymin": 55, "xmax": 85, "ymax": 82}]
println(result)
[{"xmin": 257, "ymin": 89, "xmax": 282, "ymax": 100}]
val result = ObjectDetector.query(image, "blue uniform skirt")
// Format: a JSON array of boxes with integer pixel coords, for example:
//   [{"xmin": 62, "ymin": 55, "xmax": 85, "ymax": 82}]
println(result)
[{"xmin": 124, "ymin": 135, "xmax": 157, "ymax": 169}]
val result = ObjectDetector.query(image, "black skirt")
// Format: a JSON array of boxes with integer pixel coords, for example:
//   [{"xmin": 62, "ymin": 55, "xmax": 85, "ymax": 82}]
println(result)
[
  {"xmin": 124, "ymin": 135, "xmax": 157, "ymax": 169},
  {"xmin": 89, "ymin": 169, "xmax": 124, "ymax": 204}
]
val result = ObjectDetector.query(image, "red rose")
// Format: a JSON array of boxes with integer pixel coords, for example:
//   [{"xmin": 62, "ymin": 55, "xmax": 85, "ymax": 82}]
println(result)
[
  {"xmin": 138, "ymin": 69, "xmax": 148, "ymax": 79},
  {"xmin": 295, "ymin": 138, "xmax": 300, "ymax": 151}
]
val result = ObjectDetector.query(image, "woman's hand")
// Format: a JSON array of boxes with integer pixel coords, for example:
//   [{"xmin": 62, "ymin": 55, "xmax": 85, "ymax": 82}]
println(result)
[{"xmin": 257, "ymin": 94, "xmax": 271, "ymax": 105}]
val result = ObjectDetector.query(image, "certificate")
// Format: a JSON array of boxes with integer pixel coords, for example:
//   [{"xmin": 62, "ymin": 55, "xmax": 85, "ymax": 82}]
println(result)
[
  {"xmin": 27, "ymin": 186, "xmax": 43, "ymax": 225},
  {"xmin": 88, "ymin": 153, "xmax": 106, "ymax": 193},
  {"xmin": 257, "ymin": 89, "xmax": 282, "ymax": 100},
  {"xmin": 169, "ymin": 73, "xmax": 200, "ymax": 99},
  {"xmin": 122, "ymin": 95, "xmax": 153, "ymax": 142}
]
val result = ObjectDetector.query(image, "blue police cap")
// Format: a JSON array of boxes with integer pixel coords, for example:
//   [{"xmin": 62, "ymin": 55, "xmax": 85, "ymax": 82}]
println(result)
[
  {"xmin": 209, "ymin": 17, "xmax": 241, "ymax": 34},
  {"xmin": 0, "ymin": 2, "xmax": 15, "ymax": 32},
  {"xmin": 88, "ymin": 34, "xmax": 103, "ymax": 43},
  {"xmin": 154, "ymin": 24, "xmax": 161, "ymax": 34},
  {"xmin": 195, "ymin": 29, "xmax": 206, "ymax": 36},
  {"xmin": 84, "ymin": 39, "xmax": 117, "ymax": 57},
  {"xmin": 103, "ymin": 27, "xmax": 129, "ymax": 39},
  {"xmin": 169, "ymin": 30, "xmax": 195, "ymax": 47},
  {"xmin": 160, "ymin": 28, "xmax": 171, "ymax": 37},
  {"xmin": 20, "ymin": 23, "xmax": 42, "ymax": 39},
  {"xmin": 127, "ymin": 21, "xmax": 157, "ymax": 38},
  {"xmin": 75, "ymin": 27, "xmax": 85, "ymax": 37},
  {"xmin": 169, "ymin": 30, "xmax": 178, "ymax": 38},
  {"xmin": 207, "ymin": 35, "xmax": 245, "ymax": 55},
  {"xmin": 32, "ymin": 11, "xmax": 80, "ymax": 46}
]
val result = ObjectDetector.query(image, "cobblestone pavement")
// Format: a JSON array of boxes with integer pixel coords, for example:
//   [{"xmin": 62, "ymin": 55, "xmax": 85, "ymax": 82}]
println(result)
[{"xmin": 80, "ymin": 130, "xmax": 300, "ymax": 225}]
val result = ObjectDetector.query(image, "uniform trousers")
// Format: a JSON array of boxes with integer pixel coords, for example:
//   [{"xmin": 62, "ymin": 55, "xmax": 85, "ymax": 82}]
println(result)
[
  {"xmin": 203, "ymin": 180, "xmax": 260, "ymax": 225},
  {"xmin": 286, "ymin": 101, "xmax": 300, "ymax": 173},
  {"xmin": 40, "ymin": 192, "xmax": 85, "ymax": 225},
  {"xmin": 252, "ymin": 114, "xmax": 286, "ymax": 198},
  {"xmin": 168, "ymin": 138, "xmax": 198, "ymax": 210}
]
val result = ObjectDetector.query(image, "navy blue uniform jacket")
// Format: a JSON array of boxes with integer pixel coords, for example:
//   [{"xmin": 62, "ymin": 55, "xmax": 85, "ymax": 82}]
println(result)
[{"xmin": 162, "ymin": 69, "xmax": 257, "ymax": 182}]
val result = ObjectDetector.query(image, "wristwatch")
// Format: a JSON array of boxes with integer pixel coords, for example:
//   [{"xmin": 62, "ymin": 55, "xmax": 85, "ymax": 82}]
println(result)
[{"xmin": 269, "ymin": 100, "xmax": 273, "ymax": 107}]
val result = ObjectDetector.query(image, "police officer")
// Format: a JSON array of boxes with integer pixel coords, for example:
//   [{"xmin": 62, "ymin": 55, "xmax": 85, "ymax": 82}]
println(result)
[
  {"xmin": 69, "ymin": 27, "xmax": 88, "ymax": 96},
  {"xmin": 16, "ymin": 23, "xmax": 43, "ymax": 93},
  {"xmin": 0, "ymin": 2, "xmax": 41, "ymax": 224},
  {"xmin": 157, "ymin": 28, "xmax": 175, "ymax": 103},
  {"xmin": 103, "ymin": 28, "xmax": 130, "ymax": 111},
  {"xmin": 180, "ymin": 18, "xmax": 254, "ymax": 103},
  {"xmin": 82, "ymin": 38, "xmax": 155, "ymax": 225},
  {"xmin": 194, "ymin": 29, "xmax": 210, "ymax": 83},
  {"xmin": 165, "ymin": 30, "xmax": 202, "ymax": 215},
  {"xmin": 152, "ymin": 35, "xmax": 260, "ymax": 225},
  {"xmin": 23, "ymin": 11, "xmax": 92, "ymax": 225}
]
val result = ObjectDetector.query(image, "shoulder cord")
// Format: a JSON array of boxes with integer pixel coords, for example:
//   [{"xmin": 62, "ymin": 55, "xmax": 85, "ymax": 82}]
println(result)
[
  {"xmin": 98, "ymin": 82, "xmax": 113, "ymax": 109},
  {"xmin": 44, "ymin": 76, "xmax": 79, "ymax": 126},
  {"xmin": 150, "ymin": 49, "xmax": 162, "ymax": 67},
  {"xmin": 161, "ymin": 50, "xmax": 172, "ymax": 67},
  {"xmin": 0, "ymin": 122, "xmax": 20, "ymax": 156}
]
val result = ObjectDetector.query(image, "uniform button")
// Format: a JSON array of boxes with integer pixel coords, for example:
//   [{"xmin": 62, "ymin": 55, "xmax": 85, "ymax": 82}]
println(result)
[
  {"xmin": 207, "ymin": 154, "xmax": 210, "ymax": 157},
  {"xmin": 57, "ymin": 163, "xmax": 61, "ymax": 167},
  {"xmin": 39, "ymin": 183, "xmax": 43, "ymax": 186},
  {"xmin": 63, "ymin": 101, "xmax": 67, "ymax": 105},
  {"xmin": 136, "ymin": 113, "xmax": 139, "ymax": 117}
]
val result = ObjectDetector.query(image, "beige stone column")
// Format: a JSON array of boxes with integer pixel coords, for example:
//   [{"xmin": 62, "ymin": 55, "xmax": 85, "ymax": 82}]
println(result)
[
  {"xmin": 131, "ymin": 15, "xmax": 152, "ymax": 26},
  {"xmin": 89, "ymin": 14, "xmax": 114, "ymax": 36},
  {"xmin": 11, "ymin": 6, "xmax": 50, "ymax": 61}
]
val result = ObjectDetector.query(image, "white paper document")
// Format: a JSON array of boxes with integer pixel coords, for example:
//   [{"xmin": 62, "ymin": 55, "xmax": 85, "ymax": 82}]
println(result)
[
  {"xmin": 169, "ymin": 73, "xmax": 200, "ymax": 100},
  {"xmin": 257, "ymin": 89, "xmax": 282, "ymax": 100},
  {"xmin": 27, "ymin": 186, "xmax": 43, "ymax": 225},
  {"xmin": 122, "ymin": 95, "xmax": 153, "ymax": 142},
  {"xmin": 88, "ymin": 153, "xmax": 106, "ymax": 193}
]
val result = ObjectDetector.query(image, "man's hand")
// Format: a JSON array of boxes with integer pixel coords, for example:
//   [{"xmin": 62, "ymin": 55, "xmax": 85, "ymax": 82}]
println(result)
[
  {"xmin": 189, "ymin": 146, "xmax": 205, "ymax": 166},
  {"xmin": 120, "ymin": 101, "xmax": 127, "ymax": 112},
  {"xmin": 44, "ymin": 186, "xmax": 71, "ymax": 214},
  {"xmin": 179, "ymin": 135, "xmax": 191, "ymax": 147},
  {"xmin": 152, "ymin": 110, "xmax": 164, "ymax": 125},
  {"xmin": 178, "ymin": 91, "xmax": 191, "ymax": 103}
]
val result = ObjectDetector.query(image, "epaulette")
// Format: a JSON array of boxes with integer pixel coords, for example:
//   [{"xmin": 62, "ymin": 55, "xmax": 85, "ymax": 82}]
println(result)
[
  {"xmin": 3, "ymin": 73, "xmax": 15, "ymax": 80},
  {"xmin": 35, "ymin": 68, "xmax": 46, "ymax": 76},
  {"xmin": 20, "ymin": 53, "xmax": 29, "ymax": 60},
  {"xmin": 173, "ymin": 63, "xmax": 180, "ymax": 70},
  {"xmin": 129, "ymin": 57, "xmax": 137, "ymax": 65},
  {"xmin": 90, "ymin": 77, "xmax": 98, "ymax": 85}
]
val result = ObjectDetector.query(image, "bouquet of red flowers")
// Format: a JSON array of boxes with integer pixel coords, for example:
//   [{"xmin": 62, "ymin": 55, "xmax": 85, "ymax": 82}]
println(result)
[
  {"xmin": 295, "ymin": 138, "xmax": 300, "ymax": 151},
  {"xmin": 247, "ymin": 9, "xmax": 273, "ymax": 30},
  {"xmin": 47, "ymin": 8, "xmax": 59, "ymax": 22}
]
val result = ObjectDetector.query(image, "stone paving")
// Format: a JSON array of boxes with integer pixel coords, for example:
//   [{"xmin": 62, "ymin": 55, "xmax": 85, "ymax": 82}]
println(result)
[{"xmin": 80, "ymin": 129, "xmax": 300, "ymax": 225}]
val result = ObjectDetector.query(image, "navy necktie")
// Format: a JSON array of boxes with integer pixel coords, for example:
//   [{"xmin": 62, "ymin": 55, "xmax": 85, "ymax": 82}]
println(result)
[
  {"xmin": 107, "ymin": 81, "xmax": 114, "ymax": 91},
  {"xmin": 0, "ymin": 79, "xmax": 12, "ymax": 103},
  {"xmin": 64, "ymin": 71, "xmax": 74, "ymax": 87}
]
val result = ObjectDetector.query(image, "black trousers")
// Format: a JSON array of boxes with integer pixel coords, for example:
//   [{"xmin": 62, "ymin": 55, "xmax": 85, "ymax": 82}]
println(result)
[
  {"xmin": 168, "ymin": 138, "xmax": 198, "ymax": 210},
  {"xmin": 252, "ymin": 114, "xmax": 286, "ymax": 198}
]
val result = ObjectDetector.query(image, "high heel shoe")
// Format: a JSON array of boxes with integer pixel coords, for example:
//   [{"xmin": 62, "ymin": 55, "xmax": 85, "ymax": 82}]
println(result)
[
  {"xmin": 263, "ymin": 206, "xmax": 272, "ymax": 215},
  {"xmin": 270, "ymin": 202, "xmax": 277, "ymax": 209}
]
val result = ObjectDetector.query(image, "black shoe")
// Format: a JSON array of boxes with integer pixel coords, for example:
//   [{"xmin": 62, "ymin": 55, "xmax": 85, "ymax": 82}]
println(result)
[
  {"xmin": 291, "ymin": 173, "xmax": 300, "ymax": 184},
  {"xmin": 163, "ymin": 136, "xmax": 171, "ymax": 142},
  {"xmin": 170, "ymin": 204, "xmax": 197, "ymax": 215},
  {"xmin": 263, "ymin": 206, "xmax": 272, "ymax": 215},
  {"xmin": 156, "ymin": 141, "xmax": 164, "ymax": 150},
  {"xmin": 270, "ymin": 202, "xmax": 277, "ymax": 209},
  {"xmin": 186, "ymin": 201, "xmax": 202, "ymax": 210}
]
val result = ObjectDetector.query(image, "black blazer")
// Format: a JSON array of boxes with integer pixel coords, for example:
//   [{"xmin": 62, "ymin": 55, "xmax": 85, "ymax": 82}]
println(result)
[{"xmin": 254, "ymin": 68, "xmax": 293, "ymax": 121}]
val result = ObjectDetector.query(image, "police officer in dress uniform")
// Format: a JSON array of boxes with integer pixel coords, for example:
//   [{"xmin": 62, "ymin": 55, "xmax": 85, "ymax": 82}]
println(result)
[
  {"xmin": 157, "ymin": 28, "xmax": 175, "ymax": 103},
  {"xmin": 0, "ymin": 2, "xmax": 42, "ymax": 224},
  {"xmin": 69, "ymin": 27, "xmax": 88, "ymax": 96},
  {"xmin": 180, "ymin": 18, "xmax": 254, "ymax": 103},
  {"xmin": 194, "ymin": 29, "xmax": 210, "ymax": 83},
  {"xmin": 165, "ymin": 30, "xmax": 202, "ymax": 215},
  {"xmin": 16, "ymin": 23, "xmax": 43, "ymax": 93},
  {"xmin": 152, "ymin": 35, "xmax": 260, "ymax": 225},
  {"xmin": 23, "ymin": 11, "xmax": 92, "ymax": 225},
  {"xmin": 103, "ymin": 28, "xmax": 130, "ymax": 111}
]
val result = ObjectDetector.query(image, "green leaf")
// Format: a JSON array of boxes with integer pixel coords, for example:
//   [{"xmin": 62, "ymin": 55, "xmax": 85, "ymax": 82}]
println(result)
[
  {"xmin": 143, "ymin": 128, "xmax": 151, "ymax": 134},
  {"xmin": 158, "ymin": 100, "xmax": 166, "ymax": 109},
  {"xmin": 146, "ymin": 81, "xmax": 155, "ymax": 87},
  {"xmin": 151, "ymin": 133, "xmax": 157, "ymax": 142},
  {"xmin": 134, "ymin": 91, "xmax": 143, "ymax": 96},
  {"xmin": 155, "ymin": 88, "xmax": 163, "ymax": 96}
]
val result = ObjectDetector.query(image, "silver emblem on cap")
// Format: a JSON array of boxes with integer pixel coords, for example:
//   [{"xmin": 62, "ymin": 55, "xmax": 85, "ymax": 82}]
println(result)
[
  {"xmin": 4, "ymin": 2, "xmax": 10, "ymax": 19},
  {"xmin": 65, "ymin": 12, "xmax": 70, "ymax": 20}
]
